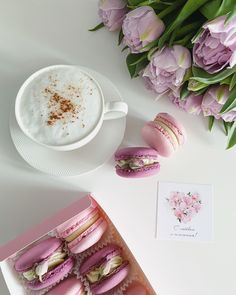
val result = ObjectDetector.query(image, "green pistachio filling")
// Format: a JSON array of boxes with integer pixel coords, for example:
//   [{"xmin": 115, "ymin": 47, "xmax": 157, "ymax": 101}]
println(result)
[
  {"xmin": 22, "ymin": 269, "xmax": 37, "ymax": 281},
  {"xmin": 86, "ymin": 255, "xmax": 123, "ymax": 283},
  {"xmin": 23, "ymin": 248, "xmax": 66, "ymax": 282},
  {"xmin": 117, "ymin": 158, "xmax": 158, "ymax": 170}
]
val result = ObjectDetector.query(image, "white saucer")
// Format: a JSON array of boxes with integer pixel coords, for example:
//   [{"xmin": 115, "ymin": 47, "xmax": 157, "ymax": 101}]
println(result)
[{"xmin": 9, "ymin": 67, "xmax": 126, "ymax": 177}]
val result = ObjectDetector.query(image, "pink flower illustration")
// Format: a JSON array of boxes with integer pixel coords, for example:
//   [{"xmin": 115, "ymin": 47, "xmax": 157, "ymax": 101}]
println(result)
[{"xmin": 167, "ymin": 191, "xmax": 202, "ymax": 223}]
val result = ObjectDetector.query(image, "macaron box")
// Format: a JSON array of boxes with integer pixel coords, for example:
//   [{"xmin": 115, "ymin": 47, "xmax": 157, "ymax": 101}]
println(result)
[{"xmin": 0, "ymin": 195, "xmax": 155, "ymax": 295}]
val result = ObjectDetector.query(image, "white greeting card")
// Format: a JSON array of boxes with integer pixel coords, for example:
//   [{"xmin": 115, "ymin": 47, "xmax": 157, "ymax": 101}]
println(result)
[{"xmin": 156, "ymin": 182, "xmax": 214, "ymax": 241}]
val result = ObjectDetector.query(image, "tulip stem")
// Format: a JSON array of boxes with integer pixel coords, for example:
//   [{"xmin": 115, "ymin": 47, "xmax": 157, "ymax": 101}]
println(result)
[
  {"xmin": 175, "ymin": 21, "xmax": 203, "ymax": 38},
  {"xmin": 175, "ymin": 32, "xmax": 195, "ymax": 46},
  {"xmin": 157, "ymin": 0, "xmax": 186, "ymax": 19},
  {"xmin": 169, "ymin": 21, "xmax": 202, "ymax": 46}
]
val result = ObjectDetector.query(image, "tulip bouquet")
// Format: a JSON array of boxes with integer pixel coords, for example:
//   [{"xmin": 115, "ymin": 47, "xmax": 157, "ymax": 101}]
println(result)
[{"xmin": 91, "ymin": 0, "xmax": 236, "ymax": 149}]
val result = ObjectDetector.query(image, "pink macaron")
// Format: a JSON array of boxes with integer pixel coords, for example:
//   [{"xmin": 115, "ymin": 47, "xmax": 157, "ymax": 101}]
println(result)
[
  {"xmin": 142, "ymin": 112, "xmax": 186, "ymax": 157},
  {"xmin": 14, "ymin": 237, "xmax": 74, "ymax": 291},
  {"xmin": 57, "ymin": 205, "xmax": 107, "ymax": 254},
  {"xmin": 115, "ymin": 147, "xmax": 160, "ymax": 178},
  {"xmin": 80, "ymin": 244, "xmax": 130, "ymax": 294},
  {"xmin": 47, "ymin": 277, "xmax": 85, "ymax": 295}
]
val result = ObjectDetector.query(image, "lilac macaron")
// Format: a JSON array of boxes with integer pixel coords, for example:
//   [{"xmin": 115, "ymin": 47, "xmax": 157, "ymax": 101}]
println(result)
[
  {"xmin": 14, "ymin": 237, "xmax": 74, "ymax": 291},
  {"xmin": 80, "ymin": 244, "xmax": 130, "ymax": 294},
  {"xmin": 115, "ymin": 147, "xmax": 160, "ymax": 178},
  {"xmin": 142, "ymin": 112, "xmax": 186, "ymax": 157}
]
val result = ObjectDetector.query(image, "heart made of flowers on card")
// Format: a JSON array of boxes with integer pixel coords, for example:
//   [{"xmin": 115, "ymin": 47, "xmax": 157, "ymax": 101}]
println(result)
[{"xmin": 166, "ymin": 191, "xmax": 202, "ymax": 223}]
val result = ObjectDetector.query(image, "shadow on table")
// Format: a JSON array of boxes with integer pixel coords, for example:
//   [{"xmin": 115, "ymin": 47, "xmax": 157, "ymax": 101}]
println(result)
[
  {"xmin": 0, "ymin": 182, "xmax": 87, "ymax": 246},
  {"xmin": 123, "ymin": 112, "xmax": 147, "ymax": 147}
]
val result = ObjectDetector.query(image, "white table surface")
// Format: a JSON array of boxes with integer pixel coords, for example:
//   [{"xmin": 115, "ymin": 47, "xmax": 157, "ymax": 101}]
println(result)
[{"xmin": 0, "ymin": 1, "xmax": 236, "ymax": 294}]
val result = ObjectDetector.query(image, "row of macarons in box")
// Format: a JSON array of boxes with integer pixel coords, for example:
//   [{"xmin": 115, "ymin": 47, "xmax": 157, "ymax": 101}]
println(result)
[
  {"xmin": 115, "ymin": 112, "xmax": 186, "ymax": 178},
  {"xmin": 10, "ymin": 201, "xmax": 153, "ymax": 295},
  {"xmin": 14, "ymin": 238, "xmax": 130, "ymax": 295}
]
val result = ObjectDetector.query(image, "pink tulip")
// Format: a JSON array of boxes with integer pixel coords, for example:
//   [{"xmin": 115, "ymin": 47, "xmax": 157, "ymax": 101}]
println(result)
[
  {"xmin": 193, "ymin": 15, "xmax": 236, "ymax": 73},
  {"xmin": 98, "ymin": 0, "xmax": 128, "ymax": 31},
  {"xmin": 169, "ymin": 90, "xmax": 203, "ymax": 115},
  {"xmin": 142, "ymin": 45, "xmax": 191, "ymax": 94},
  {"xmin": 202, "ymin": 85, "xmax": 236, "ymax": 122},
  {"xmin": 122, "ymin": 6, "xmax": 165, "ymax": 53}
]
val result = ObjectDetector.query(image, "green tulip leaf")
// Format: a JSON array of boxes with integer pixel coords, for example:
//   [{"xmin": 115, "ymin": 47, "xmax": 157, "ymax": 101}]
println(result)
[
  {"xmin": 208, "ymin": 116, "xmax": 215, "ymax": 131},
  {"xmin": 121, "ymin": 46, "xmax": 129, "ymax": 52},
  {"xmin": 226, "ymin": 121, "xmax": 236, "ymax": 149},
  {"xmin": 191, "ymin": 65, "xmax": 236, "ymax": 85},
  {"xmin": 180, "ymin": 83, "xmax": 190, "ymax": 100},
  {"xmin": 220, "ymin": 76, "xmax": 231, "ymax": 85},
  {"xmin": 200, "ymin": 0, "xmax": 236, "ymax": 21},
  {"xmin": 188, "ymin": 80, "xmax": 208, "ymax": 92},
  {"xmin": 158, "ymin": 0, "xmax": 209, "ymax": 48},
  {"xmin": 220, "ymin": 85, "xmax": 236, "ymax": 114},
  {"xmin": 223, "ymin": 120, "xmax": 233, "ymax": 136},
  {"xmin": 118, "ymin": 29, "xmax": 124, "ymax": 46},
  {"xmin": 89, "ymin": 23, "xmax": 105, "ymax": 32},
  {"xmin": 194, "ymin": 87, "xmax": 208, "ymax": 96},
  {"xmin": 126, "ymin": 53, "xmax": 149, "ymax": 78},
  {"xmin": 140, "ymin": 39, "xmax": 159, "ymax": 52},
  {"xmin": 230, "ymin": 72, "xmax": 236, "ymax": 90},
  {"xmin": 128, "ymin": 0, "xmax": 176, "ymax": 8}
]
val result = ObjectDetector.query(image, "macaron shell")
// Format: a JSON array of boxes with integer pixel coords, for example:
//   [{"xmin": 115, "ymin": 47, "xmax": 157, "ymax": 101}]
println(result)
[
  {"xmin": 91, "ymin": 262, "xmax": 130, "ymax": 294},
  {"xmin": 56, "ymin": 206, "xmax": 96, "ymax": 238},
  {"xmin": 156, "ymin": 112, "xmax": 186, "ymax": 145},
  {"xmin": 47, "ymin": 277, "xmax": 84, "ymax": 295},
  {"xmin": 63, "ymin": 209, "xmax": 100, "ymax": 242},
  {"xmin": 80, "ymin": 244, "xmax": 121, "ymax": 275},
  {"xmin": 68, "ymin": 219, "xmax": 107, "ymax": 254},
  {"xmin": 142, "ymin": 122, "xmax": 175, "ymax": 157},
  {"xmin": 123, "ymin": 282, "xmax": 149, "ymax": 295},
  {"xmin": 116, "ymin": 162, "xmax": 160, "ymax": 178},
  {"xmin": 115, "ymin": 147, "xmax": 159, "ymax": 160},
  {"xmin": 15, "ymin": 238, "xmax": 63, "ymax": 272},
  {"xmin": 27, "ymin": 256, "xmax": 74, "ymax": 291}
]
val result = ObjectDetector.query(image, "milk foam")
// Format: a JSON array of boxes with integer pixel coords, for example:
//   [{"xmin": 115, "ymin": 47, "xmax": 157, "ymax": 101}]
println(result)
[{"xmin": 19, "ymin": 67, "xmax": 102, "ymax": 146}]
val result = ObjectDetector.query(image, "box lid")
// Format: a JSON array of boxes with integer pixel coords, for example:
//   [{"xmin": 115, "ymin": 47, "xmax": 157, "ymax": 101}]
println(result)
[{"xmin": 0, "ymin": 194, "xmax": 96, "ymax": 262}]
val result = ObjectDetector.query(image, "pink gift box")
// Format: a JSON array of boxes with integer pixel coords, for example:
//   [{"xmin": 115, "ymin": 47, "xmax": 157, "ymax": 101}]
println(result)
[{"xmin": 0, "ymin": 194, "xmax": 156, "ymax": 295}]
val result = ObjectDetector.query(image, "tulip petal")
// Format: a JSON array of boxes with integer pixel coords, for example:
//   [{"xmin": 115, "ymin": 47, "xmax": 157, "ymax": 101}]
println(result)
[{"xmin": 173, "ymin": 45, "xmax": 191, "ymax": 69}]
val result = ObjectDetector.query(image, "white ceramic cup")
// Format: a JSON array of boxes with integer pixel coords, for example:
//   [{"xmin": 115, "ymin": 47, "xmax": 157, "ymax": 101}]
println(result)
[{"xmin": 15, "ymin": 65, "xmax": 128, "ymax": 151}]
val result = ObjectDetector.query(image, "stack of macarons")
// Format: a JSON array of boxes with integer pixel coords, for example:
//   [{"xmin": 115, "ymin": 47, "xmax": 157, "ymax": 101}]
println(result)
[
  {"xmin": 14, "ymin": 204, "xmax": 109, "ymax": 293},
  {"xmin": 13, "ymin": 205, "xmax": 152, "ymax": 295},
  {"xmin": 115, "ymin": 112, "xmax": 186, "ymax": 178},
  {"xmin": 57, "ymin": 204, "xmax": 107, "ymax": 254},
  {"xmin": 14, "ymin": 239, "xmax": 131, "ymax": 294}
]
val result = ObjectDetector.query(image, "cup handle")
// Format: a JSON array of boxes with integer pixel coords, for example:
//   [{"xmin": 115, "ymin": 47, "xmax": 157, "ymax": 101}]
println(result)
[{"xmin": 104, "ymin": 101, "xmax": 128, "ymax": 120}]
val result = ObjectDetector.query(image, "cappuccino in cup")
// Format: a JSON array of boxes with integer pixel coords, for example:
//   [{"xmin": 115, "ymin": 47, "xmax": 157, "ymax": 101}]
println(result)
[
  {"xmin": 15, "ymin": 65, "xmax": 128, "ymax": 151},
  {"xmin": 18, "ymin": 66, "xmax": 102, "ymax": 146}
]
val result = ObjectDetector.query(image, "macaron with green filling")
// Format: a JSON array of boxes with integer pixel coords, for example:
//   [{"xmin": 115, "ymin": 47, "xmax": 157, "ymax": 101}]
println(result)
[{"xmin": 14, "ymin": 237, "xmax": 74, "ymax": 291}]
